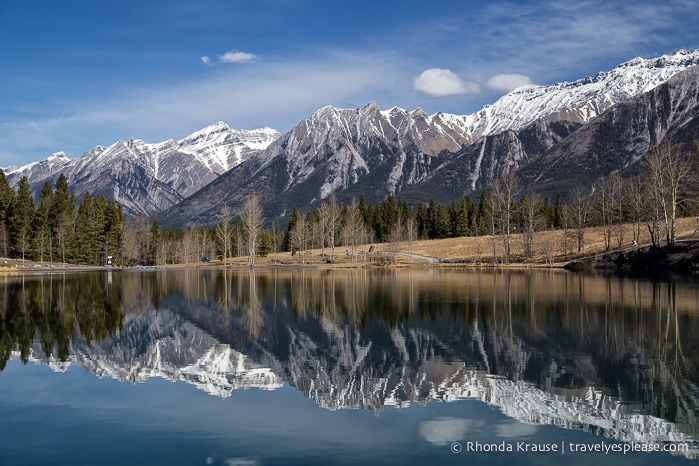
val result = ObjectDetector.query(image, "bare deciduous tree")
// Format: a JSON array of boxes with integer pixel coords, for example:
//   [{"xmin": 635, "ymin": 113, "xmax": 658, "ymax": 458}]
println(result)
[
  {"xmin": 215, "ymin": 204, "xmax": 233, "ymax": 266},
  {"xmin": 342, "ymin": 198, "xmax": 365, "ymax": 263},
  {"xmin": 492, "ymin": 172, "xmax": 521, "ymax": 264},
  {"xmin": 644, "ymin": 142, "xmax": 693, "ymax": 245},
  {"xmin": 291, "ymin": 214, "xmax": 308, "ymax": 264},
  {"xmin": 625, "ymin": 176, "xmax": 646, "ymax": 244},
  {"xmin": 569, "ymin": 187, "xmax": 591, "ymax": 253},
  {"xmin": 241, "ymin": 192, "xmax": 264, "ymax": 265},
  {"xmin": 520, "ymin": 192, "xmax": 545, "ymax": 261},
  {"xmin": 328, "ymin": 194, "xmax": 340, "ymax": 261}
]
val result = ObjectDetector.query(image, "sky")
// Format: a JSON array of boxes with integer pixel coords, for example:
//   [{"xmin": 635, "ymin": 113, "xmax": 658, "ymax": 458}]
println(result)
[{"xmin": 1, "ymin": 0, "xmax": 699, "ymax": 167}]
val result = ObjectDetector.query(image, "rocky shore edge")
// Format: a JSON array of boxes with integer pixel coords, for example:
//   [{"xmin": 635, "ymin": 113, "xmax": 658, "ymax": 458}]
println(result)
[{"xmin": 565, "ymin": 240, "xmax": 699, "ymax": 273}]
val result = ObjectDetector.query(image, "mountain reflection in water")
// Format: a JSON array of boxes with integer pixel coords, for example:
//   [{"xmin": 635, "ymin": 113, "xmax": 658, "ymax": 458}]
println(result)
[{"xmin": 1, "ymin": 268, "xmax": 698, "ymax": 457}]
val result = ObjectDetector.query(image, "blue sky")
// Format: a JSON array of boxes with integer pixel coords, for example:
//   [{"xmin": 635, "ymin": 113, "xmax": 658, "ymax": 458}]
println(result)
[{"xmin": 1, "ymin": 0, "xmax": 699, "ymax": 167}]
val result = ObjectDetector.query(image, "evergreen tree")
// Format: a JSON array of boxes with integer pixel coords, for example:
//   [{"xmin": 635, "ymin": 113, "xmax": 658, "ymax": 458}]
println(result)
[
  {"xmin": 359, "ymin": 193, "xmax": 372, "ymax": 226},
  {"xmin": 74, "ymin": 193, "xmax": 95, "ymax": 264},
  {"xmin": 416, "ymin": 201, "xmax": 429, "ymax": 239},
  {"xmin": 257, "ymin": 230, "xmax": 272, "ymax": 257},
  {"xmin": 454, "ymin": 195, "xmax": 474, "ymax": 237},
  {"xmin": 33, "ymin": 181, "xmax": 54, "ymax": 262},
  {"xmin": 426, "ymin": 199, "xmax": 438, "ymax": 239},
  {"xmin": 0, "ymin": 169, "xmax": 14, "ymax": 224},
  {"xmin": 283, "ymin": 207, "xmax": 300, "ymax": 252},
  {"xmin": 105, "ymin": 200, "xmax": 123, "ymax": 264},
  {"xmin": 434, "ymin": 204, "xmax": 451, "ymax": 239},
  {"xmin": 92, "ymin": 195, "xmax": 107, "ymax": 264},
  {"xmin": 150, "ymin": 219, "xmax": 162, "ymax": 265},
  {"xmin": 51, "ymin": 175, "xmax": 76, "ymax": 263},
  {"xmin": 9, "ymin": 177, "xmax": 35, "ymax": 261},
  {"xmin": 0, "ymin": 170, "xmax": 14, "ymax": 258},
  {"xmin": 475, "ymin": 189, "xmax": 491, "ymax": 236},
  {"xmin": 553, "ymin": 193, "xmax": 564, "ymax": 228},
  {"xmin": 374, "ymin": 194, "xmax": 398, "ymax": 242}
]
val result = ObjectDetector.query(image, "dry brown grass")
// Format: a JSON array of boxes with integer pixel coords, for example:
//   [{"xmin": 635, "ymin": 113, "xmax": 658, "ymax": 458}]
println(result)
[
  {"xmin": 3, "ymin": 218, "xmax": 697, "ymax": 271},
  {"xmin": 259, "ymin": 217, "xmax": 699, "ymax": 267},
  {"xmin": 402, "ymin": 217, "xmax": 699, "ymax": 264}
]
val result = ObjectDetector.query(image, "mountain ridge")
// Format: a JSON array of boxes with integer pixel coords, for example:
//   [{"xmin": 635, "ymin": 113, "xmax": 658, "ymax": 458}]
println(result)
[
  {"xmin": 4, "ymin": 124, "xmax": 280, "ymax": 216},
  {"xmin": 4, "ymin": 48, "xmax": 699, "ymax": 224}
]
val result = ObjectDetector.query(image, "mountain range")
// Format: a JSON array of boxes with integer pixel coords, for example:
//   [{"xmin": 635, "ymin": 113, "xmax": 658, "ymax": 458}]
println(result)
[
  {"xmin": 4, "ymin": 49, "xmax": 699, "ymax": 225},
  {"xmin": 4, "ymin": 124, "xmax": 280, "ymax": 216}
]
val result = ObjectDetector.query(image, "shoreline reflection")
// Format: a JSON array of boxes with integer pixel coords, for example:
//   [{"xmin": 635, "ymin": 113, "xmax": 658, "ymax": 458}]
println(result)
[{"xmin": 1, "ymin": 268, "xmax": 698, "ymax": 457}]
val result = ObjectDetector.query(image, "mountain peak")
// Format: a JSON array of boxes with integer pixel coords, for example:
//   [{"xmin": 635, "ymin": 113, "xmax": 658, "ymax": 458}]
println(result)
[{"xmin": 47, "ymin": 151, "xmax": 70, "ymax": 162}]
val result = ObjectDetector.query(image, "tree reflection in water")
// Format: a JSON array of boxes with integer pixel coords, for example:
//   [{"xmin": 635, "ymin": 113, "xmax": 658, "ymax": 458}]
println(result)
[
  {"xmin": 1, "ymin": 268, "xmax": 698, "ymax": 446},
  {"xmin": 0, "ymin": 272, "xmax": 124, "ymax": 368}
]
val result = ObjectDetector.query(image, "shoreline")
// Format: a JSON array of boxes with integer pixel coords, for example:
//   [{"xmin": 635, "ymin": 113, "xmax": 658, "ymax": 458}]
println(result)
[{"xmin": 2, "ymin": 217, "xmax": 697, "ymax": 275}]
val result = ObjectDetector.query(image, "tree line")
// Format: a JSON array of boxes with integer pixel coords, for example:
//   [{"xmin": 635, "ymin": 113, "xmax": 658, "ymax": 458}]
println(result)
[
  {"xmin": 1, "ymin": 141, "xmax": 695, "ymax": 266},
  {"xmin": 0, "ymin": 172, "xmax": 124, "ymax": 265}
]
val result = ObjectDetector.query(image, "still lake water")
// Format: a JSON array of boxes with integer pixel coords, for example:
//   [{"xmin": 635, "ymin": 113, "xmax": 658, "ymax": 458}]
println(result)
[{"xmin": 1, "ymin": 268, "xmax": 698, "ymax": 465}]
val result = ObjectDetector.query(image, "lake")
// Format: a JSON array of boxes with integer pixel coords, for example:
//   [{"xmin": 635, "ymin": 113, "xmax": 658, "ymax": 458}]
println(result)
[{"xmin": 1, "ymin": 268, "xmax": 698, "ymax": 465}]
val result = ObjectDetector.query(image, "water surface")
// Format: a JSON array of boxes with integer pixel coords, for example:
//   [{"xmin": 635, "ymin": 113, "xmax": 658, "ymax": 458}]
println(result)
[{"xmin": 1, "ymin": 268, "xmax": 698, "ymax": 465}]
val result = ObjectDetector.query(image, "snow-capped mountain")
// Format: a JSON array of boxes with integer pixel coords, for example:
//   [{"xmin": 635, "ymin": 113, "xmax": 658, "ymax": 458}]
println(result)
[
  {"xmin": 4, "ymin": 123, "xmax": 280, "ymax": 216},
  {"xmin": 162, "ymin": 49, "xmax": 699, "ymax": 225},
  {"xmin": 5, "ymin": 49, "xmax": 699, "ymax": 222},
  {"xmin": 466, "ymin": 49, "xmax": 699, "ymax": 137}
]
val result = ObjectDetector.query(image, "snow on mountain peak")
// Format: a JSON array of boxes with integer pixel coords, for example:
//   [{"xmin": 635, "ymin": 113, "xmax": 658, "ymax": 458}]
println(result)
[{"xmin": 48, "ymin": 151, "xmax": 70, "ymax": 162}]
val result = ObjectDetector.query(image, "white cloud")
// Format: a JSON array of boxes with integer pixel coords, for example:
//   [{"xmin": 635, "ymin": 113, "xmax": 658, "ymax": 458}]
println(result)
[
  {"xmin": 485, "ymin": 73, "xmax": 534, "ymax": 92},
  {"xmin": 201, "ymin": 56, "xmax": 211, "ymax": 65},
  {"xmin": 419, "ymin": 417, "xmax": 485, "ymax": 445},
  {"xmin": 413, "ymin": 68, "xmax": 481, "ymax": 97},
  {"xmin": 218, "ymin": 50, "xmax": 258, "ymax": 64},
  {"xmin": 493, "ymin": 421, "xmax": 538, "ymax": 438},
  {"xmin": 224, "ymin": 459, "xmax": 259, "ymax": 466}
]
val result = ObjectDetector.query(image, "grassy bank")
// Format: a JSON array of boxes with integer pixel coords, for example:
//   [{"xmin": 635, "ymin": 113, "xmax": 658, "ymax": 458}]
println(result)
[{"xmin": 2, "ymin": 217, "xmax": 697, "ymax": 272}]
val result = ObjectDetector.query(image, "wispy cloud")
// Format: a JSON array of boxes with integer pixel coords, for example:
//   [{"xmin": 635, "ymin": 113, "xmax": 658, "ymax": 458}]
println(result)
[
  {"xmin": 0, "ymin": 51, "xmax": 412, "ymax": 164},
  {"xmin": 218, "ymin": 50, "xmax": 258, "ymax": 64},
  {"xmin": 2, "ymin": 0, "xmax": 698, "ymax": 166}
]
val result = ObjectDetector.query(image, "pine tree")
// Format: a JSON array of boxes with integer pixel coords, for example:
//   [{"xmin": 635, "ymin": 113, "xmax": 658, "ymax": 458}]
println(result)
[
  {"xmin": 359, "ymin": 193, "xmax": 372, "ymax": 226},
  {"xmin": 9, "ymin": 177, "xmax": 35, "ymax": 261},
  {"xmin": 0, "ymin": 170, "xmax": 14, "ymax": 258},
  {"xmin": 51, "ymin": 174, "xmax": 75, "ymax": 263},
  {"xmin": 92, "ymin": 195, "xmax": 107, "ymax": 264},
  {"xmin": 416, "ymin": 201, "xmax": 429, "ymax": 239},
  {"xmin": 475, "ymin": 188, "xmax": 491, "ymax": 236},
  {"xmin": 74, "ymin": 193, "xmax": 95, "ymax": 264},
  {"xmin": 105, "ymin": 200, "xmax": 123, "ymax": 264},
  {"xmin": 283, "ymin": 207, "xmax": 300, "ymax": 252},
  {"xmin": 426, "ymin": 198, "xmax": 438, "ymax": 239},
  {"xmin": 454, "ymin": 195, "xmax": 474, "ymax": 237},
  {"xmin": 0, "ymin": 169, "xmax": 14, "ymax": 225},
  {"xmin": 33, "ymin": 181, "xmax": 54, "ymax": 262},
  {"xmin": 150, "ymin": 219, "xmax": 162, "ymax": 265}
]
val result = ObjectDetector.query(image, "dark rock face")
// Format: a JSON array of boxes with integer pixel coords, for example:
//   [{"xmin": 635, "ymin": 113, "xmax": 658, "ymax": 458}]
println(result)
[
  {"xmin": 566, "ymin": 240, "xmax": 699, "ymax": 273},
  {"xmin": 166, "ymin": 65, "xmax": 699, "ymax": 227}
]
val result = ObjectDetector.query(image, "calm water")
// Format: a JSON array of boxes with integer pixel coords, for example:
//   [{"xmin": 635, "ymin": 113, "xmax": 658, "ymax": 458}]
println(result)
[{"xmin": 1, "ymin": 268, "xmax": 698, "ymax": 465}]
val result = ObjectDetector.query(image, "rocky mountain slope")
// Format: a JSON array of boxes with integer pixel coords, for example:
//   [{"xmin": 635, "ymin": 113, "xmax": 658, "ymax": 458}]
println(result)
[
  {"xmin": 4, "ymin": 49, "xmax": 699, "ymax": 224},
  {"xmin": 4, "ymin": 124, "xmax": 279, "ymax": 216},
  {"xmin": 161, "ymin": 49, "xmax": 699, "ymax": 225},
  {"xmin": 403, "ymin": 64, "xmax": 699, "ymax": 202}
]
